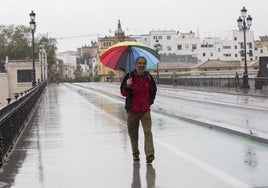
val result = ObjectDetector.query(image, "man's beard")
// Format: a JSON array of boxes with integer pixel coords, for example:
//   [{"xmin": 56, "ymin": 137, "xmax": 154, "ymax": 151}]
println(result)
[{"xmin": 137, "ymin": 66, "xmax": 145, "ymax": 74}]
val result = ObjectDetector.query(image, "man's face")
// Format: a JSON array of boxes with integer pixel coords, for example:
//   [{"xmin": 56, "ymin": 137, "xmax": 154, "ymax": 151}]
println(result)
[{"xmin": 136, "ymin": 58, "xmax": 147, "ymax": 74}]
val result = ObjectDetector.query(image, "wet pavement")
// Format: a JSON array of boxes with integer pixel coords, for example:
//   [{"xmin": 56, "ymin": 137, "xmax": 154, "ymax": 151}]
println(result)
[
  {"xmin": 0, "ymin": 83, "xmax": 268, "ymax": 188},
  {"xmin": 76, "ymin": 82, "xmax": 268, "ymax": 142}
]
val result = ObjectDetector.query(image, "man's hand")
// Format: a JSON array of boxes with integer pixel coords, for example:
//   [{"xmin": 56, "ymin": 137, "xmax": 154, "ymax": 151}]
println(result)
[{"xmin": 126, "ymin": 78, "xmax": 132, "ymax": 87}]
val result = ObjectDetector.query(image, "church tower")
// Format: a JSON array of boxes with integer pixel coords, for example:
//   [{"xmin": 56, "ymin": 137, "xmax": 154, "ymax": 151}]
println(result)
[{"xmin": 114, "ymin": 19, "xmax": 125, "ymax": 43}]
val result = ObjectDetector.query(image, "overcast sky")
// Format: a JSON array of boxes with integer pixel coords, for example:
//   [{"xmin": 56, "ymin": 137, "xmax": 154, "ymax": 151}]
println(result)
[{"xmin": 1, "ymin": 0, "xmax": 268, "ymax": 52}]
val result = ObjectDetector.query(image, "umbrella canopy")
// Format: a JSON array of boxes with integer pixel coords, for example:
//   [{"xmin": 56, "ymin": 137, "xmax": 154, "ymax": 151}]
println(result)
[{"xmin": 100, "ymin": 41, "xmax": 160, "ymax": 72}]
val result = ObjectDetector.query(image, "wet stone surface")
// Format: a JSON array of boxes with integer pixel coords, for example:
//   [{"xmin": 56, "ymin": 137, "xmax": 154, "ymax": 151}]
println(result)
[{"xmin": 0, "ymin": 83, "xmax": 268, "ymax": 188}]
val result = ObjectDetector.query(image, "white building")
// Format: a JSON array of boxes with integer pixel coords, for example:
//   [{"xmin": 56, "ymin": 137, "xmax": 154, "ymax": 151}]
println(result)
[
  {"xmin": 63, "ymin": 64, "xmax": 76, "ymax": 79},
  {"xmin": 0, "ymin": 56, "xmax": 47, "ymax": 107},
  {"xmin": 57, "ymin": 51, "xmax": 77, "ymax": 68},
  {"xmin": 134, "ymin": 29, "xmax": 267, "ymax": 64}
]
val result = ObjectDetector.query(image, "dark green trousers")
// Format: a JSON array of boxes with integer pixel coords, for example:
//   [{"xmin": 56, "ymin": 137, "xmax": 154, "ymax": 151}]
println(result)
[{"xmin": 127, "ymin": 111, "xmax": 154, "ymax": 158}]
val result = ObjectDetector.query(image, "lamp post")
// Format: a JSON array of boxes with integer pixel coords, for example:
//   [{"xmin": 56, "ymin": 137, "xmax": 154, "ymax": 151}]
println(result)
[
  {"xmin": 237, "ymin": 6, "xmax": 252, "ymax": 89},
  {"xmin": 42, "ymin": 49, "xmax": 46, "ymax": 80},
  {"xmin": 29, "ymin": 11, "xmax": 36, "ymax": 87},
  {"xmin": 154, "ymin": 39, "xmax": 161, "ymax": 81},
  {"xmin": 39, "ymin": 46, "xmax": 45, "ymax": 81}
]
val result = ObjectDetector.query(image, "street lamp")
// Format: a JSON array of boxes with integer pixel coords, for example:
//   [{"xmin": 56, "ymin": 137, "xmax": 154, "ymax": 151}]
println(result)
[
  {"xmin": 237, "ymin": 6, "xmax": 252, "ymax": 89},
  {"xmin": 29, "ymin": 10, "xmax": 36, "ymax": 86},
  {"xmin": 154, "ymin": 39, "xmax": 161, "ymax": 81},
  {"xmin": 42, "ymin": 49, "xmax": 46, "ymax": 80},
  {"xmin": 39, "ymin": 46, "xmax": 45, "ymax": 81}
]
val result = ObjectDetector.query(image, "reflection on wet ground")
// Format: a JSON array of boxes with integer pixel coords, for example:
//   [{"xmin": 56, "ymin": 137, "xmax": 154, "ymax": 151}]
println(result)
[
  {"xmin": 131, "ymin": 163, "xmax": 156, "ymax": 188},
  {"xmin": 0, "ymin": 83, "xmax": 268, "ymax": 188}
]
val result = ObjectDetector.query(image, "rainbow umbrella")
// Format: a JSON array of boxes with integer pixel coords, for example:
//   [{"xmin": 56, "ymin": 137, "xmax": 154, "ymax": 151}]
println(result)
[{"xmin": 100, "ymin": 41, "xmax": 160, "ymax": 72}]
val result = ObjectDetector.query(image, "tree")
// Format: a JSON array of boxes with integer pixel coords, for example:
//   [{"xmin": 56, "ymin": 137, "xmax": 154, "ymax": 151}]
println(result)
[
  {"xmin": 0, "ymin": 25, "xmax": 32, "ymax": 60},
  {"xmin": 0, "ymin": 24, "xmax": 58, "ymax": 81},
  {"xmin": 0, "ymin": 24, "xmax": 57, "ymax": 63},
  {"xmin": 38, "ymin": 35, "xmax": 57, "ymax": 71},
  {"xmin": 107, "ymin": 70, "xmax": 115, "ymax": 81}
]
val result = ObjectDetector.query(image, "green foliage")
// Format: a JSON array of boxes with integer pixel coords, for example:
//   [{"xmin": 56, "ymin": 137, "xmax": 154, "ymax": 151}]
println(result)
[
  {"xmin": 0, "ymin": 24, "xmax": 57, "ymax": 70},
  {"xmin": 38, "ymin": 35, "xmax": 57, "ymax": 69},
  {"xmin": 0, "ymin": 25, "xmax": 32, "ymax": 60},
  {"xmin": 171, "ymin": 72, "xmax": 178, "ymax": 80},
  {"xmin": 107, "ymin": 70, "xmax": 115, "ymax": 81},
  {"xmin": 107, "ymin": 70, "xmax": 115, "ymax": 77}
]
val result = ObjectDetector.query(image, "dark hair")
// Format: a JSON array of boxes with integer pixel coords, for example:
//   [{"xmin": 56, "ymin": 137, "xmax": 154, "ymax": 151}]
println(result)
[{"xmin": 135, "ymin": 56, "xmax": 147, "ymax": 64}]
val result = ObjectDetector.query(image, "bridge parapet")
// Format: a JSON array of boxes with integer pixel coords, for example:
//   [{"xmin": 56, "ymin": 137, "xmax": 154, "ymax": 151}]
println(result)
[{"xmin": 0, "ymin": 81, "xmax": 47, "ymax": 167}]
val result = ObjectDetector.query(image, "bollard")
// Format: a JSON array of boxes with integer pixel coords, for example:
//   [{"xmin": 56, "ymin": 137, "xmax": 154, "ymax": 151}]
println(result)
[
  {"xmin": 6, "ymin": 97, "xmax": 11, "ymax": 104},
  {"xmin": 14, "ymin": 93, "xmax": 19, "ymax": 100}
]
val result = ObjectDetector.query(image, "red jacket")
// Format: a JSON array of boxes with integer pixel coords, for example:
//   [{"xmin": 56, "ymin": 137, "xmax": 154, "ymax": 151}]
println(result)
[{"xmin": 120, "ymin": 70, "xmax": 157, "ymax": 113}]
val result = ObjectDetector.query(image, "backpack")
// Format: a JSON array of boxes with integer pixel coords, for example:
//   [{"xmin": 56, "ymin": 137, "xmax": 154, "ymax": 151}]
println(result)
[{"xmin": 124, "ymin": 71, "xmax": 154, "ymax": 112}]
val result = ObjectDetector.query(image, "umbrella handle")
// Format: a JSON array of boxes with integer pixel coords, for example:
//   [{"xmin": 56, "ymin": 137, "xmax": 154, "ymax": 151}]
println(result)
[
  {"xmin": 128, "ymin": 47, "xmax": 133, "ymax": 73},
  {"xmin": 128, "ymin": 72, "xmax": 131, "ymax": 78}
]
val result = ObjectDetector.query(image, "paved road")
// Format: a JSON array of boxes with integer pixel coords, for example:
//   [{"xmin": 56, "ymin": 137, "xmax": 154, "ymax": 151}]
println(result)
[
  {"xmin": 0, "ymin": 83, "xmax": 268, "ymax": 188},
  {"xmin": 78, "ymin": 82, "xmax": 268, "ymax": 142}
]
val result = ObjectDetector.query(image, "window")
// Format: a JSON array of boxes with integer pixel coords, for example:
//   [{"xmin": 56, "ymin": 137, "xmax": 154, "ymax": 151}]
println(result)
[
  {"xmin": 235, "ymin": 45, "xmax": 237, "ymax": 49},
  {"xmin": 177, "ymin": 45, "xmax": 182, "ymax": 50},
  {"xmin": 167, "ymin": 46, "xmax": 171, "ymax": 51},
  {"xmin": 249, "ymin": 50, "xmax": 253, "ymax": 57},
  {"xmin": 167, "ymin": 36, "xmax": 171, "ymax": 40},
  {"xmin": 203, "ymin": 52, "xmax": 206, "ymax": 57},
  {"xmin": 17, "ymin": 70, "xmax": 32, "ymax": 82},
  {"xmin": 201, "ymin": 44, "xmax": 213, "ymax": 48},
  {"xmin": 240, "ymin": 50, "xmax": 245, "ymax": 57},
  {"xmin": 248, "ymin": 42, "xmax": 252, "ymax": 49},
  {"xmin": 234, "ymin": 37, "xmax": 237, "ymax": 41},
  {"xmin": 223, "ymin": 46, "xmax": 231, "ymax": 49},
  {"xmin": 210, "ymin": 52, "xmax": 213, "ymax": 57},
  {"xmin": 185, "ymin": 44, "xmax": 189, "ymax": 49},
  {"xmin": 192, "ymin": 44, "xmax": 197, "ymax": 50}
]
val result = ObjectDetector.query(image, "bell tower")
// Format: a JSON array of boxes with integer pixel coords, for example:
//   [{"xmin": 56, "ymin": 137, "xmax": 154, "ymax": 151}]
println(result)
[{"xmin": 114, "ymin": 19, "xmax": 125, "ymax": 43}]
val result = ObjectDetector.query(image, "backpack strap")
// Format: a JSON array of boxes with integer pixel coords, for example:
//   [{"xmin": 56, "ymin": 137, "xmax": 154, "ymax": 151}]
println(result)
[{"xmin": 144, "ymin": 71, "xmax": 151, "ymax": 83}]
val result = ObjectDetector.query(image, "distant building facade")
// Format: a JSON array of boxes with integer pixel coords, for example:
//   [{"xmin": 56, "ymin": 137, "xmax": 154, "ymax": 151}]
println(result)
[
  {"xmin": 56, "ymin": 22, "xmax": 268, "ymax": 82},
  {"xmin": 133, "ymin": 29, "xmax": 265, "ymax": 64},
  {"xmin": 97, "ymin": 19, "xmax": 136, "ymax": 81}
]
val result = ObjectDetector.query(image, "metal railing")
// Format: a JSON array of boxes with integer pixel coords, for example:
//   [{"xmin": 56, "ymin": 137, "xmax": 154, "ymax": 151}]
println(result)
[
  {"xmin": 0, "ymin": 81, "xmax": 47, "ymax": 167},
  {"xmin": 157, "ymin": 76, "xmax": 268, "ymax": 90}
]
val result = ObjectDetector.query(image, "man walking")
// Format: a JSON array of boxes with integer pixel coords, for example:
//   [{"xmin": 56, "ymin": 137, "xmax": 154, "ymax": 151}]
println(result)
[{"xmin": 120, "ymin": 56, "xmax": 157, "ymax": 163}]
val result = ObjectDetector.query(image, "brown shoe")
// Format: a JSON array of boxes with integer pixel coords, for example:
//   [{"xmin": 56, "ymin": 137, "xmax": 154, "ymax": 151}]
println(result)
[{"xmin": 146, "ymin": 155, "xmax": 155, "ymax": 164}]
